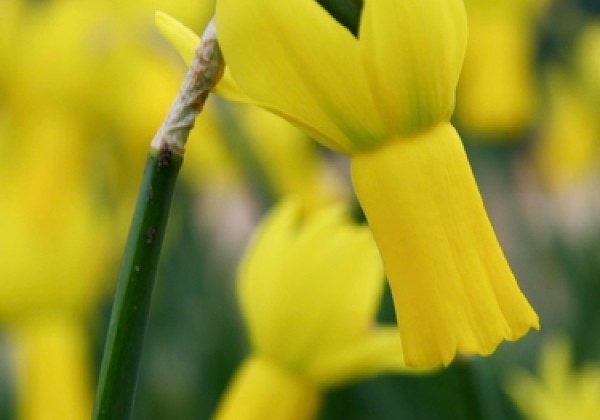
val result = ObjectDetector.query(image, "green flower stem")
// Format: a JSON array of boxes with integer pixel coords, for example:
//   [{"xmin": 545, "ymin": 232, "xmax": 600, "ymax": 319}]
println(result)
[
  {"xmin": 92, "ymin": 18, "xmax": 223, "ymax": 420},
  {"xmin": 92, "ymin": 149, "xmax": 181, "ymax": 420}
]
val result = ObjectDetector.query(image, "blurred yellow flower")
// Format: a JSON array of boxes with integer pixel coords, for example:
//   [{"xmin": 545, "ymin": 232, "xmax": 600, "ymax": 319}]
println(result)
[
  {"xmin": 534, "ymin": 69, "xmax": 600, "ymax": 189},
  {"xmin": 575, "ymin": 21, "xmax": 600, "ymax": 104},
  {"xmin": 11, "ymin": 316, "xmax": 93, "ymax": 420},
  {"xmin": 505, "ymin": 336, "xmax": 600, "ymax": 420},
  {"xmin": 159, "ymin": 0, "xmax": 539, "ymax": 368},
  {"xmin": 0, "ymin": 113, "xmax": 111, "ymax": 315},
  {"xmin": 456, "ymin": 0, "xmax": 548, "ymax": 138},
  {"xmin": 0, "ymin": 111, "xmax": 111, "ymax": 420},
  {"xmin": 215, "ymin": 199, "xmax": 425, "ymax": 420},
  {"xmin": 0, "ymin": 0, "xmax": 214, "ymax": 418}
]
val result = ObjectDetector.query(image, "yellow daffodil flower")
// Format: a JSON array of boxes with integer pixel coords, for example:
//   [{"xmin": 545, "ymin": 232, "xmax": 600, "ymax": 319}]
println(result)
[
  {"xmin": 157, "ymin": 10, "xmax": 348, "ymax": 209},
  {"xmin": 215, "ymin": 199, "xmax": 427, "ymax": 420},
  {"xmin": 505, "ymin": 336, "xmax": 600, "ymax": 420},
  {"xmin": 157, "ymin": 0, "xmax": 539, "ymax": 368}
]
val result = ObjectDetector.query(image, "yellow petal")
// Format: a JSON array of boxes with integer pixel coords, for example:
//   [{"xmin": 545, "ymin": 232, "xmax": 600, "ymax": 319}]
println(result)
[
  {"xmin": 155, "ymin": 11, "xmax": 198, "ymax": 65},
  {"xmin": 350, "ymin": 123, "xmax": 539, "ymax": 368},
  {"xmin": 215, "ymin": 0, "xmax": 387, "ymax": 152},
  {"xmin": 154, "ymin": 10, "xmax": 247, "ymax": 102},
  {"xmin": 238, "ymin": 199, "xmax": 299, "ymax": 352},
  {"xmin": 277, "ymin": 220, "xmax": 383, "ymax": 362},
  {"xmin": 238, "ymin": 199, "xmax": 386, "ymax": 373},
  {"xmin": 308, "ymin": 326, "xmax": 433, "ymax": 386},
  {"xmin": 153, "ymin": 0, "xmax": 215, "ymax": 29},
  {"xmin": 505, "ymin": 370, "xmax": 555, "ymax": 420},
  {"xmin": 359, "ymin": 0, "xmax": 467, "ymax": 135},
  {"xmin": 214, "ymin": 356, "xmax": 320, "ymax": 420},
  {"xmin": 215, "ymin": 69, "xmax": 251, "ymax": 102},
  {"xmin": 538, "ymin": 336, "xmax": 572, "ymax": 398}
]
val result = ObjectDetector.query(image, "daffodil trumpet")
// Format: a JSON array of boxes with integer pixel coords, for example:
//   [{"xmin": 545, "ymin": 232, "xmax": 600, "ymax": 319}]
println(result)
[
  {"xmin": 157, "ymin": 0, "xmax": 539, "ymax": 368},
  {"xmin": 352, "ymin": 123, "xmax": 538, "ymax": 366},
  {"xmin": 506, "ymin": 336, "xmax": 600, "ymax": 420}
]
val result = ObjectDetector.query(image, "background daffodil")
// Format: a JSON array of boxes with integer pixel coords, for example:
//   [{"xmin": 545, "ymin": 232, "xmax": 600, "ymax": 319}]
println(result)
[
  {"xmin": 215, "ymin": 199, "xmax": 427, "ymax": 420},
  {"xmin": 0, "ymin": 111, "xmax": 111, "ymax": 420},
  {"xmin": 533, "ymin": 68, "xmax": 600, "ymax": 190},
  {"xmin": 456, "ymin": 0, "xmax": 547, "ymax": 139},
  {"xmin": 505, "ymin": 336, "xmax": 600, "ymax": 420},
  {"xmin": 158, "ymin": 0, "xmax": 539, "ymax": 368}
]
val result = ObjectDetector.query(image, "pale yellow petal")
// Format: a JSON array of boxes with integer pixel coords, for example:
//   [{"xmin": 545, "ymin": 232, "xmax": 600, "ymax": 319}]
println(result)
[
  {"xmin": 576, "ymin": 367, "xmax": 600, "ymax": 419},
  {"xmin": 351, "ymin": 123, "xmax": 539, "ymax": 368},
  {"xmin": 504, "ymin": 337, "xmax": 600, "ymax": 420},
  {"xmin": 538, "ymin": 336, "xmax": 572, "ymax": 398},
  {"xmin": 505, "ymin": 371, "xmax": 558, "ymax": 420},
  {"xmin": 360, "ymin": 0, "xmax": 467, "ymax": 135},
  {"xmin": 238, "ymin": 199, "xmax": 300, "ymax": 351},
  {"xmin": 275, "ymin": 222, "xmax": 383, "ymax": 363},
  {"xmin": 155, "ymin": 11, "xmax": 198, "ymax": 64},
  {"xmin": 238, "ymin": 198, "xmax": 389, "ymax": 373},
  {"xmin": 153, "ymin": 0, "xmax": 215, "ymax": 30},
  {"xmin": 215, "ymin": 0, "xmax": 387, "ymax": 152},
  {"xmin": 214, "ymin": 356, "xmax": 320, "ymax": 420},
  {"xmin": 308, "ymin": 326, "xmax": 433, "ymax": 386}
]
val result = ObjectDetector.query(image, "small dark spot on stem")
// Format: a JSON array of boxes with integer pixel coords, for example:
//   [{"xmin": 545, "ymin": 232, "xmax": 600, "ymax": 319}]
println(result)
[
  {"xmin": 146, "ymin": 228, "xmax": 156, "ymax": 245},
  {"xmin": 158, "ymin": 143, "xmax": 172, "ymax": 167}
]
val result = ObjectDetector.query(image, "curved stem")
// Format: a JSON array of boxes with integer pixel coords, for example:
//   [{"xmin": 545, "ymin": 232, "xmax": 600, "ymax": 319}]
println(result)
[{"xmin": 92, "ymin": 18, "xmax": 224, "ymax": 420}]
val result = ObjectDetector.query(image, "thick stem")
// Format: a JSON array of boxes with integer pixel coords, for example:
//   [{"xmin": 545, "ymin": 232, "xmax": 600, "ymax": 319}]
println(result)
[
  {"xmin": 92, "ymin": 150, "xmax": 181, "ymax": 420},
  {"xmin": 92, "ymin": 18, "xmax": 224, "ymax": 420}
]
